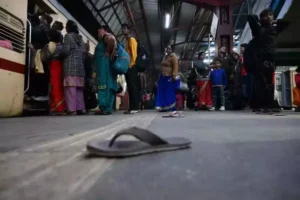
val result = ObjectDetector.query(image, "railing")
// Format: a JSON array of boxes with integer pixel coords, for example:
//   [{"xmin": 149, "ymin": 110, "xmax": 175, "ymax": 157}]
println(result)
[{"xmin": 24, "ymin": 19, "xmax": 32, "ymax": 93}]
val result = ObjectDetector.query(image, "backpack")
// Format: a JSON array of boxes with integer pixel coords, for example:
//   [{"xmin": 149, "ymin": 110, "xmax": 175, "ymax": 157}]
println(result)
[
  {"xmin": 113, "ymin": 43, "xmax": 130, "ymax": 74},
  {"xmin": 243, "ymin": 38, "xmax": 258, "ymax": 74},
  {"xmin": 129, "ymin": 37, "xmax": 149, "ymax": 72}
]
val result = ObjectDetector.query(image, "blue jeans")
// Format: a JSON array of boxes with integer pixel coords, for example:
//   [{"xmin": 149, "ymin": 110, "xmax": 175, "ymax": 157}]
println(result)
[{"xmin": 212, "ymin": 86, "xmax": 225, "ymax": 108}]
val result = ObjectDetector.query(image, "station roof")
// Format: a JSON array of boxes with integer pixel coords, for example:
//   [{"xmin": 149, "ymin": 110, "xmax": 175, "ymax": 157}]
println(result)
[{"xmin": 60, "ymin": 0, "xmax": 253, "ymax": 70}]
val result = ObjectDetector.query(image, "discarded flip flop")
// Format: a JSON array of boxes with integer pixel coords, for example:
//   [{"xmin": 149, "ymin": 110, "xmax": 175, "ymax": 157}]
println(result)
[{"xmin": 86, "ymin": 127, "xmax": 191, "ymax": 158}]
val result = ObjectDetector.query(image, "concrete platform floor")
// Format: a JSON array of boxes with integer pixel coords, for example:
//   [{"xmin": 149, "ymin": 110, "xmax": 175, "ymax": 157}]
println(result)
[{"xmin": 0, "ymin": 111, "xmax": 299, "ymax": 200}]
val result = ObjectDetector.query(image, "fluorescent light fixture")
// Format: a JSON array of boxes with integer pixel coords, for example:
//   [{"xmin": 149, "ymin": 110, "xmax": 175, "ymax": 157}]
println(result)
[
  {"xmin": 165, "ymin": 14, "xmax": 170, "ymax": 29},
  {"xmin": 204, "ymin": 59, "xmax": 212, "ymax": 63}
]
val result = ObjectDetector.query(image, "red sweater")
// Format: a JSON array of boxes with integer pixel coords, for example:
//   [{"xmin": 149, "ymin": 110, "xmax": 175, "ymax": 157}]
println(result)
[{"xmin": 295, "ymin": 74, "xmax": 300, "ymax": 88}]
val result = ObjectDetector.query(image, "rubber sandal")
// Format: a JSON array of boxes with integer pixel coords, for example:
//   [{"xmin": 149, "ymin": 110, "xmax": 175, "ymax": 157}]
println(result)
[
  {"xmin": 162, "ymin": 112, "xmax": 184, "ymax": 118},
  {"xmin": 86, "ymin": 127, "xmax": 191, "ymax": 158}
]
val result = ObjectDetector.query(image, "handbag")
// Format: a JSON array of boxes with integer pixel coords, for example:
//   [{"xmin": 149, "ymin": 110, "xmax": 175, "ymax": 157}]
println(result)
[
  {"xmin": 178, "ymin": 82, "xmax": 189, "ymax": 93},
  {"xmin": 112, "ymin": 44, "xmax": 130, "ymax": 74}
]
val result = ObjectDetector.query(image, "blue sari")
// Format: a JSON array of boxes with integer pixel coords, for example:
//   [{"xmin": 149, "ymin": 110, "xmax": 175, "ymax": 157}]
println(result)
[
  {"xmin": 155, "ymin": 74, "xmax": 180, "ymax": 111},
  {"xmin": 94, "ymin": 39, "xmax": 118, "ymax": 112}
]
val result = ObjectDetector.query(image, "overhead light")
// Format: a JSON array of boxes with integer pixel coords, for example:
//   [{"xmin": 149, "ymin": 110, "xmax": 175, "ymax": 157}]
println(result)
[
  {"xmin": 165, "ymin": 14, "xmax": 170, "ymax": 29},
  {"xmin": 204, "ymin": 59, "xmax": 212, "ymax": 63}
]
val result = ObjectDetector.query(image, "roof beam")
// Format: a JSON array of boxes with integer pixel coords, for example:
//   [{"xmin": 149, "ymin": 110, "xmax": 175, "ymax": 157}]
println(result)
[
  {"xmin": 158, "ymin": 2, "xmax": 164, "ymax": 56},
  {"xmin": 232, "ymin": 0, "xmax": 246, "ymax": 33},
  {"xmin": 122, "ymin": 0, "xmax": 139, "ymax": 39},
  {"xmin": 107, "ymin": 0, "xmax": 123, "ymax": 25},
  {"xmin": 138, "ymin": 0, "xmax": 155, "ymax": 68},
  {"xmin": 173, "ymin": 2, "xmax": 182, "ymax": 50},
  {"xmin": 171, "ymin": 22, "xmax": 210, "ymax": 31},
  {"xmin": 182, "ymin": 0, "xmax": 244, "ymax": 7},
  {"xmin": 180, "ymin": 7, "xmax": 201, "ymax": 59},
  {"xmin": 189, "ymin": 12, "xmax": 212, "ymax": 59},
  {"xmin": 98, "ymin": 0, "xmax": 123, "ymax": 12},
  {"xmin": 173, "ymin": 40, "xmax": 206, "ymax": 46},
  {"xmin": 87, "ymin": 0, "xmax": 119, "ymax": 42}
]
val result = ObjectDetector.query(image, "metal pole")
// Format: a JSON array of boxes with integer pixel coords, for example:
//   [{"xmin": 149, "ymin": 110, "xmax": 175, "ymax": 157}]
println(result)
[
  {"xmin": 24, "ymin": 19, "xmax": 32, "ymax": 94},
  {"xmin": 208, "ymin": 33, "xmax": 211, "ymax": 62},
  {"xmin": 248, "ymin": 0, "xmax": 252, "ymax": 14}
]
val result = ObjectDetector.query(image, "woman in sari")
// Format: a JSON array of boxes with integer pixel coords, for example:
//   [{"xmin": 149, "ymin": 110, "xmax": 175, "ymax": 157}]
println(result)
[
  {"xmin": 94, "ymin": 25, "xmax": 118, "ymax": 115},
  {"xmin": 47, "ymin": 30, "xmax": 66, "ymax": 114},
  {"xmin": 37, "ymin": 29, "xmax": 65, "ymax": 115},
  {"xmin": 194, "ymin": 52, "xmax": 212, "ymax": 110},
  {"xmin": 156, "ymin": 45, "xmax": 181, "ymax": 117}
]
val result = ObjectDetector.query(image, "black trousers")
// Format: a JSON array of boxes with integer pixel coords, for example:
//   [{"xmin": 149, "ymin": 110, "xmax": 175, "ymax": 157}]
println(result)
[
  {"xmin": 125, "ymin": 66, "xmax": 139, "ymax": 111},
  {"xmin": 253, "ymin": 60, "xmax": 275, "ymax": 109}
]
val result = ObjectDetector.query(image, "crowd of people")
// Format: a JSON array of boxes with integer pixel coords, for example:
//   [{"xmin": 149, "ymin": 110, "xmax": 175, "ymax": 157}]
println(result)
[
  {"xmin": 26, "ymin": 13, "xmax": 148, "ymax": 116},
  {"xmin": 154, "ymin": 9, "xmax": 296, "ymax": 117},
  {"xmin": 23, "ymin": 9, "xmax": 298, "ymax": 117}
]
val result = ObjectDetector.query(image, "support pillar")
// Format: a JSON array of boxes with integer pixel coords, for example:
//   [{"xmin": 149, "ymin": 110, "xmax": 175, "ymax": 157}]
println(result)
[{"xmin": 215, "ymin": 5, "xmax": 233, "ymax": 56}]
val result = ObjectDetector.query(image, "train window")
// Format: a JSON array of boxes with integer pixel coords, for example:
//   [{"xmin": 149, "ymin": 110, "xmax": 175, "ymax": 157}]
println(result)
[{"xmin": 0, "ymin": 8, "xmax": 25, "ymax": 53}]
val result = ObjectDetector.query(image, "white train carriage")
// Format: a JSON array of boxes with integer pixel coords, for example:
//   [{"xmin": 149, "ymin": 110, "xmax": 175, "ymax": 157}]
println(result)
[{"xmin": 0, "ymin": 0, "xmax": 97, "ymax": 117}]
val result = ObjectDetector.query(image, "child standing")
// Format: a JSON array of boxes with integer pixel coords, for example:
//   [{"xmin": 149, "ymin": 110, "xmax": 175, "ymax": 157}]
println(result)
[{"xmin": 210, "ymin": 58, "xmax": 227, "ymax": 111}]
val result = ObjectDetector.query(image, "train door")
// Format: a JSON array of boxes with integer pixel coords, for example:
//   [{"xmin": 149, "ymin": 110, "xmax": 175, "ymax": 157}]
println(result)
[{"xmin": 23, "ymin": 0, "xmax": 57, "ymax": 113}]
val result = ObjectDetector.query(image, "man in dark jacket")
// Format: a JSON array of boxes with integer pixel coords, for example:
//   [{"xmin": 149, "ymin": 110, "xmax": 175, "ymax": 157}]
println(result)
[
  {"xmin": 218, "ymin": 45, "xmax": 234, "ymax": 88},
  {"xmin": 248, "ymin": 9, "xmax": 289, "ymax": 114}
]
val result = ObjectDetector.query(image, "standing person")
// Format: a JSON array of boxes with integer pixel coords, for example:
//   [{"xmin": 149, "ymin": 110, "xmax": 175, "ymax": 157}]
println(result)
[
  {"xmin": 210, "ymin": 58, "xmax": 227, "ymax": 111},
  {"xmin": 194, "ymin": 52, "xmax": 212, "ymax": 110},
  {"xmin": 83, "ymin": 41, "xmax": 97, "ymax": 112},
  {"xmin": 155, "ymin": 45, "xmax": 181, "ymax": 117},
  {"xmin": 51, "ymin": 21, "xmax": 64, "ymax": 44},
  {"xmin": 239, "ymin": 43, "xmax": 251, "ymax": 106},
  {"xmin": 94, "ymin": 26, "xmax": 118, "ymax": 115},
  {"xmin": 27, "ymin": 14, "xmax": 53, "ymax": 100},
  {"xmin": 186, "ymin": 67, "xmax": 197, "ymax": 110},
  {"xmin": 43, "ymin": 29, "xmax": 66, "ymax": 115},
  {"xmin": 32, "ymin": 14, "xmax": 53, "ymax": 50},
  {"xmin": 247, "ymin": 9, "xmax": 289, "ymax": 114},
  {"xmin": 217, "ymin": 45, "xmax": 234, "ymax": 90},
  {"xmin": 63, "ymin": 20, "xmax": 86, "ymax": 115},
  {"xmin": 122, "ymin": 23, "xmax": 139, "ymax": 114},
  {"xmin": 139, "ymin": 72, "xmax": 147, "ymax": 110},
  {"xmin": 231, "ymin": 52, "xmax": 244, "ymax": 110}
]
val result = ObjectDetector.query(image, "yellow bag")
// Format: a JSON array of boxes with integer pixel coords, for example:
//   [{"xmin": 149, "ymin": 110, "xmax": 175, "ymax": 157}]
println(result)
[{"xmin": 293, "ymin": 87, "xmax": 300, "ymax": 106}]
